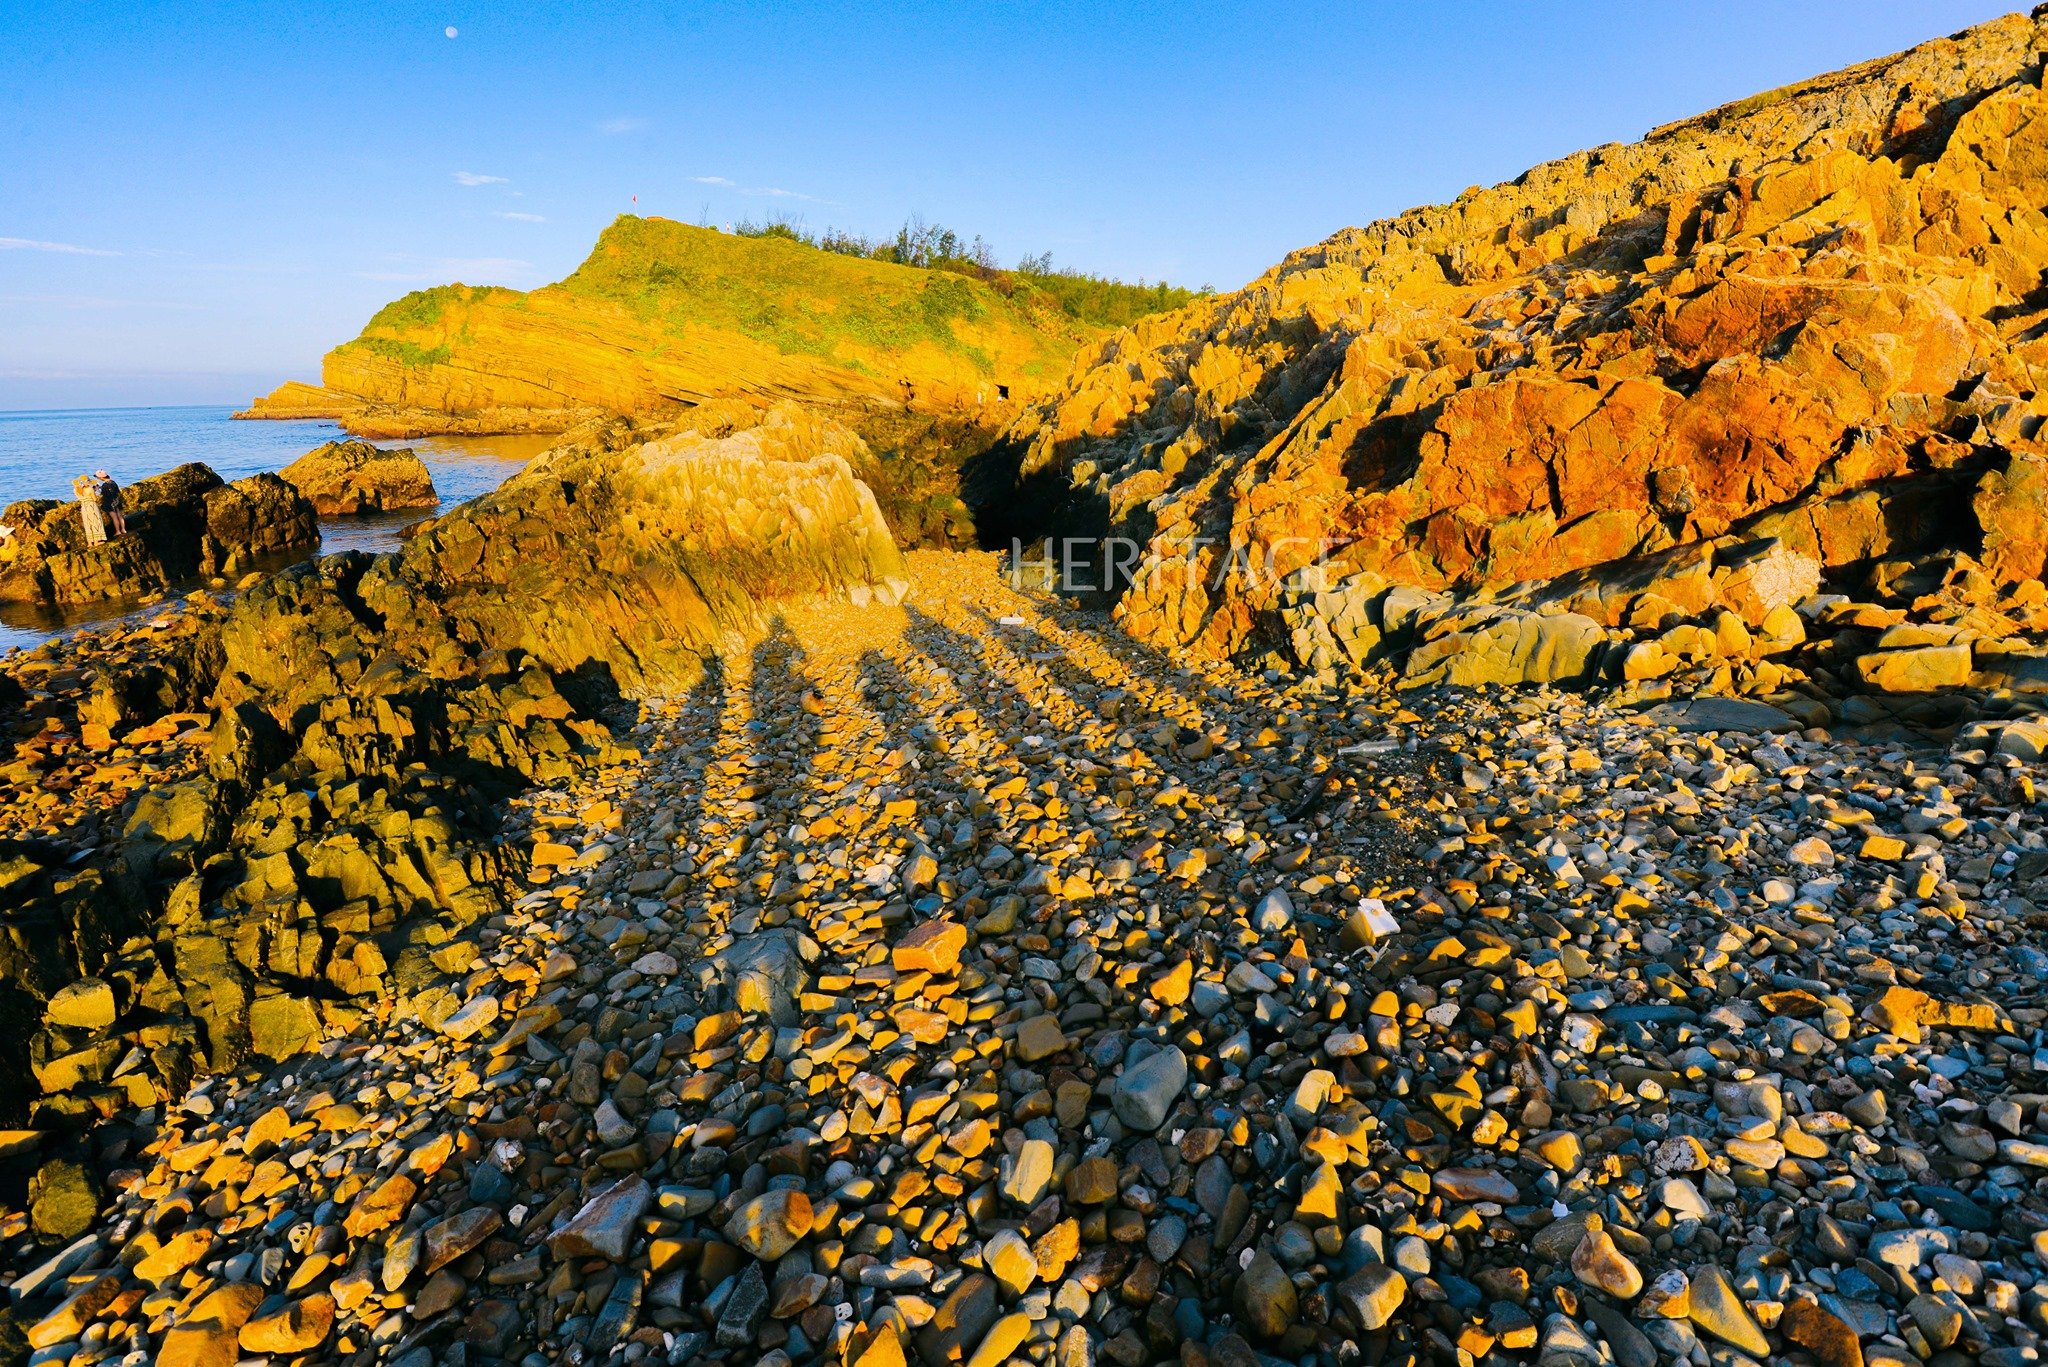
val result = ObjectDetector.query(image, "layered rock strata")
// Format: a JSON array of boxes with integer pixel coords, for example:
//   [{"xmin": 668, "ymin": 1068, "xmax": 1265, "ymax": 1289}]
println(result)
[
  {"xmin": 239, "ymin": 216, "xmax": 1099, "ymax": 436},
  {"xmin": 972, "ymin": 10, "xmax": 2048, "ymax": 717},
  {"xmin": 278, "ymin": 440, "xmax": 439, "ymax": 516}
]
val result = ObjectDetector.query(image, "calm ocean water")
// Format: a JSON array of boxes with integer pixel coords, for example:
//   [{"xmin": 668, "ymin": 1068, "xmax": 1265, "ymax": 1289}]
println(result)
[{"xmin": 0, "ymin": 406, "xmax": 552, "ymax": 654}]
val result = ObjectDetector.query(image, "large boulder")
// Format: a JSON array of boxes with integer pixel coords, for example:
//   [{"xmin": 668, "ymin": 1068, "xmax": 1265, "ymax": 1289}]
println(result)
[
  {"xmin": 280, "ymin": 440, "xmax": 438, "ymax": 515},
  {"xmin": 0, "ymin": 463, "xmax": 317, "ymax": 606},
  {"xmin": 200, "ymin": 473, "xmax": 319, "ymax": 569},
  {"xmin": 1853, "ymin": 643, "xmax": 1975, "ymax": 693},
  {"xmin": 295, "ymin": 401, "xmax": 910, "ymax": 696}
]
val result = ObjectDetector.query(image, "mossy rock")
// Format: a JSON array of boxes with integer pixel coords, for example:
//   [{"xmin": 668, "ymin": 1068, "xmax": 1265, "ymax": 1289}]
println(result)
[{"xmin": 28, "ymin": 1155, "xmax": 99, "ymax": 1240}]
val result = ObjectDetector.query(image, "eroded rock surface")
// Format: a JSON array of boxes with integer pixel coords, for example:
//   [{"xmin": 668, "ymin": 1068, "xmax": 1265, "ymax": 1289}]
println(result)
[
  {"xmin": 0, "ymin": 406, "xmax": 908, "ymax": 1153},
  {"xmin": 7, "ymin": 551, "xmax": 2048, "ymax": 1367},
  {"xmin": 279, "ymin": 439, "xmax": 439, "ymax": 515},
  {"xmin": 974, "ymin": 11, "xmax": 2048, "ymax": 712}
]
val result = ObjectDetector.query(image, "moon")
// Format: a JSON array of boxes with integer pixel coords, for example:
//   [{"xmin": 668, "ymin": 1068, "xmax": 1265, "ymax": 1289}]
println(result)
[{"xmin": 445, "ymin": 26, "xmax": 458, "ymax": 38}]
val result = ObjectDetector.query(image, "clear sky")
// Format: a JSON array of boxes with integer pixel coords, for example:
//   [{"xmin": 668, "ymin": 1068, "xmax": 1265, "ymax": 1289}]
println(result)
[{"xmin": 0, "ymin": 1, "xmax": 2016, "ymax": 410}]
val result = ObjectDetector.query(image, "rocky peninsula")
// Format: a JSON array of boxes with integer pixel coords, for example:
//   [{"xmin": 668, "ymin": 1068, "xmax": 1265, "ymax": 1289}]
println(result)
[
  {"xmin": 12, "ymin": 12, "xmax": 2048, "ymax": 1367},
  {"xmin": 235, "ymin": 217, "xmax": 1109, "ymax": 439}
]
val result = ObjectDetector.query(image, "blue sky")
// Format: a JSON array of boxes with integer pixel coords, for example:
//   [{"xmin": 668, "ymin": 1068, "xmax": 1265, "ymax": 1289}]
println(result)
[{"xmin": 0, "ymin": 1, "xmax": 2014, "ymax": 409}]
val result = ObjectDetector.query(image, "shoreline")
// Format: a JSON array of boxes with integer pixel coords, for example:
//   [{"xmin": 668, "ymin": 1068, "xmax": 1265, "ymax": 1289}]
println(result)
[
  {"xmin": 0, "ymin": 417, "xmax": 547, "ymax": 655},
  {"xmin": 230, "ymin": 382, "xmax": 596, "ymax": 441}
]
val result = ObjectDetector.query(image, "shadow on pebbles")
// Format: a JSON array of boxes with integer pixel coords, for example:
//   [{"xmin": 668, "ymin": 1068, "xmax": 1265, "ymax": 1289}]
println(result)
[{"xmin": 15, "ymin": 549, "xmax": 2048, "ymax": 1367}]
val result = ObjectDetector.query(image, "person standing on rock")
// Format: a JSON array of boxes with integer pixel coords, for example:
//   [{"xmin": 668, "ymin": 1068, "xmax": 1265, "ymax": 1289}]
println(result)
[
  {"xmin": 96, "ymin": 471, "xmax": 126, "ymax": 537},
  {"xmin": 73, "ymin": 474, "xmax": 107, "ymax": 545}
]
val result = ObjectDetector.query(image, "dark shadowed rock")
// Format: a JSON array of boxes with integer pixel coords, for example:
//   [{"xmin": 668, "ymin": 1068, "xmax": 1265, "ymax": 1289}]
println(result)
[
  {"xmin": 0, "ymin": 463, "xmax": 316, "ymax": 606},
  {"xmin": 1639, "ymin": 698, "xmax": 1798, "ymax": 733}
]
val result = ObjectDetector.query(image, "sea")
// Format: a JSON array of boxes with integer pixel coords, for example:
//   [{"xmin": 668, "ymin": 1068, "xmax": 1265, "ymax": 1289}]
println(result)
[{"xmin": 0, "ymin": 406, "xmax": 553, "ymax": 655}]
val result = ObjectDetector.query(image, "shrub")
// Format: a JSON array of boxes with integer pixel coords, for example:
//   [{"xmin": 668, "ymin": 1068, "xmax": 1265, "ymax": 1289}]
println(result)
[{"xmin": 725, "ymin": 213, "xmax": 1200, "ymax": 328}]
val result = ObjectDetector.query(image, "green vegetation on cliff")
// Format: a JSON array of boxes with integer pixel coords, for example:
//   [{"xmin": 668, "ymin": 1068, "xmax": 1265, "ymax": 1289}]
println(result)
[
  {"xmin": 561, "ymin": 216, "xmax": 1014, "ymax": 371},
  {"xmin": 288, "ymin": 214, "xmax": 1170, "ymax": 423},
  {"xmin": 732, "ymin": 213, "xmax": 1206, "ymax": 330}
]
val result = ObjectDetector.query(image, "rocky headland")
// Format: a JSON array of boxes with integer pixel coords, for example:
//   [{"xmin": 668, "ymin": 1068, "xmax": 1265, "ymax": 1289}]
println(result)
[
  {"xmin": 236, "ymin": 217, "xmax": 1110, "ymax": 439},
  {"xmin": 971, "ymin": 7, "xmax": 2048, "ymax": 738},
  {"xmin": 14, "ymin": 12, "xmax": 2048, "ymax": 1367}
]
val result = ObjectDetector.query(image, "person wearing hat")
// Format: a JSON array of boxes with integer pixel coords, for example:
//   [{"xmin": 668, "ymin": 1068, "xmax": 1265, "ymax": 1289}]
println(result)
[{"xmin": 96, "ymin": 471, "xmax": 127, "ymax": 537}]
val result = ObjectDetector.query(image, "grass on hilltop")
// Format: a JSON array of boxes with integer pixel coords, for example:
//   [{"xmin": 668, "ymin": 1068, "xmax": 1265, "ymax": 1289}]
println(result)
[
  {"xmin": 338, "ymin": 214, "xmax": 1202, "ymax": 390},
  {"xmin": 731, "ymin": 213, "xmax": 1207, "ymax": 331},
  {"xmin": 558, "ymin": 217, "xmax": 1017, "ymax": 375}
]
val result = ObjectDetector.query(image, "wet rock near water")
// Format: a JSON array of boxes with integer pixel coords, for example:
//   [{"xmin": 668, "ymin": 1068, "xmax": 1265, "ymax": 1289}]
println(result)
[
  {"xmin": 279, "ymin": 439, "xmax": 440, "ymax": 516},
  {"xmin": 0, "ymin": 463, "xmax": 317, "ymax": 608}
]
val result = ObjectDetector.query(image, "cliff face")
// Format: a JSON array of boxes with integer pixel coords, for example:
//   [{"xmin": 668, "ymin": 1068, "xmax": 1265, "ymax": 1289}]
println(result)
[
  {"xmin": 4, "ymin": 403, "xmax": 907, "ymax": 1128},
  {"xmin": 975, "ymin": 11, "xmax": 2048, "ymax": 672},
  {"xmin": 241, "ymin": 217, "xmax": 1101, "ymax": 436}
]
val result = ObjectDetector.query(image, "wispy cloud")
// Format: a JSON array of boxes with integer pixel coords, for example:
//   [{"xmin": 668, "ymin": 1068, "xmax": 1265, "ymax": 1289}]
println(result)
[
  {"xmin": 496, "ymin": 211, "xmax": 547, "ymax": 222},
  {"xmin": 597, "ymin": 116, "xmax": 646, "ymax": 135},
  {"xmin": 0, "ymin": 294, "xmax": 202, "ymax": 311},
  {"xmin": 0, "ymin": 365, "xmax": 270, "ymax": 381},
  {"xmin": 689, "ymin": 175, "xmax": 830, "ymax": 204},
  {"xmin": 355, "ymin": 256, "xmax": 534, "ymax": 284},
  {"xmin": 175, "ymin": 260, "xmax": 314, "ymax": 275},
  {"xmin": 452, "ymin": 171, "xmax": 509, "ymax": 187},
  {"xmin": 0, "ymin": 236, "xmax": 120, "ymax": 257}
]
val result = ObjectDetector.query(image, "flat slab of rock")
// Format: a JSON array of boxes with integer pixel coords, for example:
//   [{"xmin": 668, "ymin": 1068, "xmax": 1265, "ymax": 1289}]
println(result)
[
  {"xmin": 1637, "ymin": 697, "xmax": 1796, "ymax": 733},
  {"xmin": 547, "ymin": 1176, "xmax": 652, "ymax": 1262}
]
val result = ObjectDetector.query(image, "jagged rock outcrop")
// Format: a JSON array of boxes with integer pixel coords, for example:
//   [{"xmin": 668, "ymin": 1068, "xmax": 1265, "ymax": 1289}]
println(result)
[
  {"xmin": 238, "ymin": 216, "xmax": 1099, "ymax": 436},
  {"xmin": 0, "ymin": 403, "xmax": 909, "ymax": 1134},
  {"xmin": 341, "ymin": 400, "xmax": 909, "ymax": 695},
  {"xmin": 974, "ymin": 10, "xmax": 2048, "ymax": 705},
  {"xmin": 279, "ymin": 439, "xmax": 438, "ymax": 515},
  {"xmin": 0, "ymin": 464, "xmax": 318, "ymax": 607}
]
